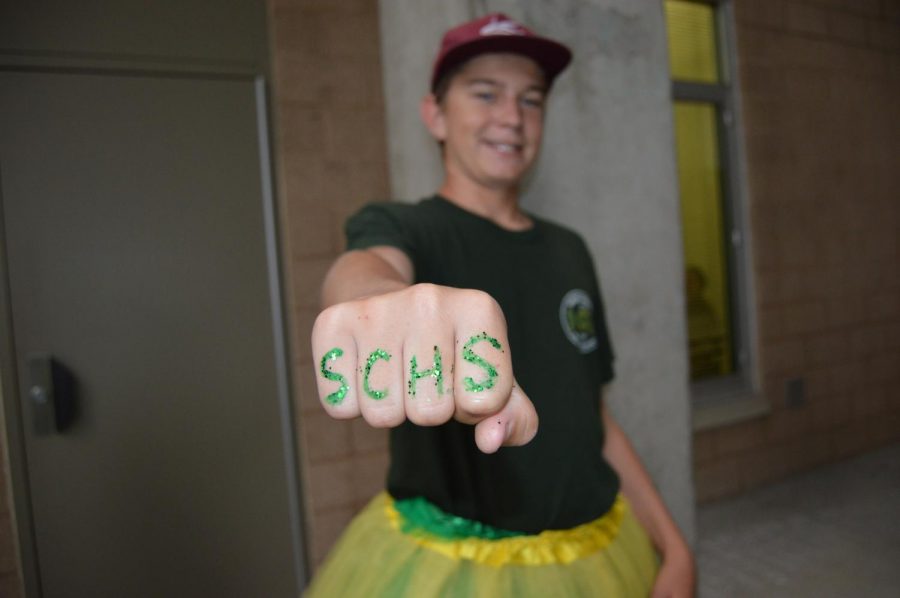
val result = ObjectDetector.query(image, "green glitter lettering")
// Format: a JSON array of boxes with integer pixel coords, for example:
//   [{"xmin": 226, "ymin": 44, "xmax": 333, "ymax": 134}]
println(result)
[
  {"xmin": 462, "ymin": 333, "xmax": 501, "ymax": 392},
  {"xmin": 408, "ymin": 346, "xmax": 445, "ymax": 398},
  {"xmin": 319, "ymin": 348, "xmax": 349, "ymax": 406},
  {"xmin": 363, "ymin": 348, "xmax": 391, "ymax": 400}
]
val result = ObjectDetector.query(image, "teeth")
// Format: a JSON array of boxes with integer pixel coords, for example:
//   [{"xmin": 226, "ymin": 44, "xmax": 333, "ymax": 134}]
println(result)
[{"xmin": 492, "ymin": 143, "xmax": 516, "ymax": 153}]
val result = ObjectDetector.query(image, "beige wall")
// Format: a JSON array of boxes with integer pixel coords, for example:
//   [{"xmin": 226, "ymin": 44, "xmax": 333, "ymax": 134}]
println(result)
[
  {"xmin": 692, "ymin": 0, "xmax": 900, "ymax": 502},
  {"xmin": 266, "ymin": 0, "xmax": 393, "ymax": 566}
]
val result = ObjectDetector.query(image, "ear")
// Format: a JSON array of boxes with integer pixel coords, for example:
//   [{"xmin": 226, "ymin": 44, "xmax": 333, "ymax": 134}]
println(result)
[{"xmin": 420, "ymin": 93, "xmax": 447, "ymax": 142}]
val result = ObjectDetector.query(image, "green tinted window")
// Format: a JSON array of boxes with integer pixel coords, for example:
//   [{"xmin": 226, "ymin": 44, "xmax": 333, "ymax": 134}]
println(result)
[
  {"xmin": 665, "ymin": 0, "xmax": 719, "ymax": 83},
  {"xmin": 674, "ymin": 101, "xmax": 734, "ymax": 378}
]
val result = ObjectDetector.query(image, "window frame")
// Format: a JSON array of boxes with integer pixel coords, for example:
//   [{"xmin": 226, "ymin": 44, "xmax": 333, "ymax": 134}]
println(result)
[{"xmin": 666, "ymin": 0, "xmax": 766, "ymax": 428}]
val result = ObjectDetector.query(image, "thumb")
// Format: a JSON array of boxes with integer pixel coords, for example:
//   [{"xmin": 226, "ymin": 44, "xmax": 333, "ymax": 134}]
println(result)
[{"xmin": 473, "ymin": 379, "xmax": 538, "ymax": 454}]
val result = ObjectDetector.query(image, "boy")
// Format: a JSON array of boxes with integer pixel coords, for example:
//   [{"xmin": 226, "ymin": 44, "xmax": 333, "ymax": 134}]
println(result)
[{"xmin": 308, "ymin": 13, "xmax": 694, "ymax": 597}]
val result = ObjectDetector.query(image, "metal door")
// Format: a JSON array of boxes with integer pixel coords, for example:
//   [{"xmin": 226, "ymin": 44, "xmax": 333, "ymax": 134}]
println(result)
[{"xmin": 0, "ymin": 70, "xmax": 301, "ymax": 597}]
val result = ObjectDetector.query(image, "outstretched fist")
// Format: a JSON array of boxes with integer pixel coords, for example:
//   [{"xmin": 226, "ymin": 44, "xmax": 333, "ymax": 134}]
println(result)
[{"xmin": 311, "ymin": 283, "xmax": 538, "ymax": 453}]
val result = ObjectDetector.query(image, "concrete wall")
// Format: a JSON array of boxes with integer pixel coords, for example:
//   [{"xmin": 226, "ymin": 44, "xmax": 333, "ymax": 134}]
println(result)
[{"xmin": 379, "ymin": 0, "xmax": 696, "ymax": 541}]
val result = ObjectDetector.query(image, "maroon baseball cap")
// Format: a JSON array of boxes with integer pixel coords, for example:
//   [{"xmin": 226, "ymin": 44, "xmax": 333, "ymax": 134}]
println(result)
[{"xmin": 430, "ymin": 13, "xmax": 573, "ymax": 92}]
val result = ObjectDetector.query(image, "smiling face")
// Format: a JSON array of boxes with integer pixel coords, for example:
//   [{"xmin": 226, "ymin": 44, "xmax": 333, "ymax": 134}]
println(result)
[{"xmin": 423, "ymin": 53, "xmax": 547, "ymax": 195}]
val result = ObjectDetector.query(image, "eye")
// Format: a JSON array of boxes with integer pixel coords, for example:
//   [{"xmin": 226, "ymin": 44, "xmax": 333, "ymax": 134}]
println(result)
[
  {"xmin": 473, "ymin": 90, "xmax": 496, "ymax": 103},
  {"xmin": 520, "ymin": 95, "xmax": 545, "ymax": 109}
]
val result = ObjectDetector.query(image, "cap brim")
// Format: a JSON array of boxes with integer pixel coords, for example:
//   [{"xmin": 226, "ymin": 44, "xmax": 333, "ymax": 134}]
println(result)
[{"xmin": 431, "ymin": 35, "xmax": 572, "ymax": 91}]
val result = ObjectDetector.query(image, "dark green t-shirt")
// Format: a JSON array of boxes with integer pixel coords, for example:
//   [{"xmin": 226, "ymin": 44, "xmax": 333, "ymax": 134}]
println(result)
[{"xmin": 346, "ymin": 196, "xmax": 620, "ymax": 533}]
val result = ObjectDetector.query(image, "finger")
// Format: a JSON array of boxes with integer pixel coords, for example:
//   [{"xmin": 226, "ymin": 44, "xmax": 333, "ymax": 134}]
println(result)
[
  {"xmin": 453, "ymin": 328, "xmax": 513, "ymax": 422},
  {"xmin": 356, "ymin": 341, "xmax": 406, "ymax": 428},
  {"xmin": 473, "ymin": 380, "xmax": 538, "ymax": 454},
  {"xmin": 403, "ymin": 333, "xmax": 455, "ymax": 426},
  {"xmin": 452, "ymin": 294, "xmax": 513, "ymax": 422},
  {"xmin": 351, "ymin": 293, "xmax": 407, "ymax": 428},
  {"xmin": 311, "ymin": 306, "xmax": 360, "ymax": 419}
]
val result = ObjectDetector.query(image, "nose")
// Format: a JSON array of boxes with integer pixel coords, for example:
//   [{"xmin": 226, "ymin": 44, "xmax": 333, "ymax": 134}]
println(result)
[{"xmin": 494, "ymin": 94, "xmax": 523, "ymax": 129}]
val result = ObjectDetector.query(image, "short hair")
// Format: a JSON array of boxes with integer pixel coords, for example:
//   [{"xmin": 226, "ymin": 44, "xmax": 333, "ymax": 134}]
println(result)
[{"xmin": 432, "ymin": 60, "xmax": 468, "ymax": 105}]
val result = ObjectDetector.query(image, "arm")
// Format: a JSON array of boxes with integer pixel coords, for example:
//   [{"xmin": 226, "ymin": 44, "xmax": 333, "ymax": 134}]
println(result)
[
  {"xmin": 602, "ymin": 402, "xmax": 696, "ymax": 598},
  {"xmin": 321, "ymin": 246, "xmax": 413, "ymax": 307}
]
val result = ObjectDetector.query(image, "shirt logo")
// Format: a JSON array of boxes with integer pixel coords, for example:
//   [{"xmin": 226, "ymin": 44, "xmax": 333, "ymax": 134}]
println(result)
[
  {"xmin": 559, "ymin": 289, "xmax": 598, "ymax": 354},
  {"xmin": 479, "ymin": 17, "xmax": 525, "ymax": 37}
]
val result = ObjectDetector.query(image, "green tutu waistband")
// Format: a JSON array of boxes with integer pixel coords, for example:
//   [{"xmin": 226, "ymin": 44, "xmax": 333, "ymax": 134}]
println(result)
[
  {"xmin": 393, "ymin": 496, "xmax": 523, "ymax": 541},
  {"xmin": 386, "ymin": 493, "xmax": 628, "ymax": 567}
]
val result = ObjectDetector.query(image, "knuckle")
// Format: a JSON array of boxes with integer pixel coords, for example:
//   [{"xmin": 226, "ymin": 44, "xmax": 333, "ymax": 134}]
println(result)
[
  {"xmin": 407, "ymin": 401, "xmax": 453, "ymax": 427},
  {"xmin": 408, "ymin": 283, "xmax": 443, "ymax": 316},
  {"xmin": 323, "ymin": 402, "xmax": 360, "ymax": 420},
  {"xmin": 365, "ymin": 408, "xmax": 406, "ymax": 429},
  {"xmin": 456, "ymin": 391, "xmax": 504, "ymax": 417},
  {"xmin": 312, "ymin": 302, "xmax": 351, "ymax": 337},
  {"xmin": 464, "ymin": 289, "xmax": 502, "ymax": 313}
]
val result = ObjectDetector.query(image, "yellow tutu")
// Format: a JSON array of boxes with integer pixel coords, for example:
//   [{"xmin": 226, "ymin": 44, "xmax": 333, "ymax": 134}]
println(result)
[{"xmin": 305, "ymin": 493, "xmax": 658, "ymax": 597}]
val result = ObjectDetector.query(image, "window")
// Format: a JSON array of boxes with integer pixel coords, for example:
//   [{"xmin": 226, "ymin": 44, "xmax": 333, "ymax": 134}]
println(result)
[{"xmin": 665, "ymin": 1, "xmax": 756, "ymax": 405}]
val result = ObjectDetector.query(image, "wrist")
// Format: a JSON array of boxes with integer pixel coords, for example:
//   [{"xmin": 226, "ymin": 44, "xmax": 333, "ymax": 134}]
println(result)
[{"xmin": 658, "ymin": 530, "xmax": 693, "ymax": 563}]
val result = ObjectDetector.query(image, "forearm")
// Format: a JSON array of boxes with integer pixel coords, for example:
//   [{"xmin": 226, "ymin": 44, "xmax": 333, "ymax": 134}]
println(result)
[
  {"xmin": 321, "ymin": 247, "xmax": 412, "ymax": 307},
  {"xmin": 601, "ymin": 404, "xmax": 691, "ymax": 558}
]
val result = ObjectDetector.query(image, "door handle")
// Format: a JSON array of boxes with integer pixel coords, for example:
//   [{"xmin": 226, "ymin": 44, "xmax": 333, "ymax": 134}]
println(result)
[{"xmin": 27, "ymin": 354, "xmax": 77, "ymax": 434}]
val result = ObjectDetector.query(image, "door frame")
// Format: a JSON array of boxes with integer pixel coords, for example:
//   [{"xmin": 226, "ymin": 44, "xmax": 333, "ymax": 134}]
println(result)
[{"xmin": 0, "ymin": 63, "xmax": 308, "ymax": 596}]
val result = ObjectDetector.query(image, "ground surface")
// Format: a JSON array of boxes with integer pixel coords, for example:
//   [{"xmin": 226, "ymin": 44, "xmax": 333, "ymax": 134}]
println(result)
[{"xmin": 697, "ymin": 442, "xmax": 900, "ymax": 598}]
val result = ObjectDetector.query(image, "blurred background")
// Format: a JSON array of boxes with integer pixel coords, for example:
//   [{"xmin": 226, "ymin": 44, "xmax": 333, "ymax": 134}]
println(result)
[{"xmin": 1, "ymin": 0, "xmax": 897, "ymax": 596}]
